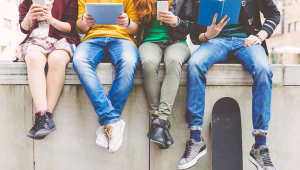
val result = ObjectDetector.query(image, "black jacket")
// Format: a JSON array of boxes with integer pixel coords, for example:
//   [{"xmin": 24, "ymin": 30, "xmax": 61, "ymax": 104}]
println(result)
[
  {"xmin": 190, "ymin": 0, "xmax": 281, "ymax": 55},
  {"xmin": 136, "ymin": 0, "xmax": 193, "ymax": 47}
]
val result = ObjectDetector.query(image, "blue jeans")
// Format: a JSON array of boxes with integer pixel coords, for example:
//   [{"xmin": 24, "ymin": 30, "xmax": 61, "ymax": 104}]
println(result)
[
  {"xmin": 73, "ymin": 37, "xmax": 139, "ymax": 126},
  {"xmin": 186, "ymin": 37, "xmax": 273, "ymax": 136}
]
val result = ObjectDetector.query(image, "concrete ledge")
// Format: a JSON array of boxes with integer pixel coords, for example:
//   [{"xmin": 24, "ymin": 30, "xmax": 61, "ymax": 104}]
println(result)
[{"xmin": 0, "ymin": 62, "xmax": 289, "ymax": 86}]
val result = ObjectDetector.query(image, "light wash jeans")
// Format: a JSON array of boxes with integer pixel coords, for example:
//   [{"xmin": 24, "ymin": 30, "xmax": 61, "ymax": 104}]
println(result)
[
  {"xmin": 186, "ymin": 37, "xmax": 273, "ymax": 136},
  {"xmin": 73, "ymin": 37, "xmax": 139, "ymax": 126}
]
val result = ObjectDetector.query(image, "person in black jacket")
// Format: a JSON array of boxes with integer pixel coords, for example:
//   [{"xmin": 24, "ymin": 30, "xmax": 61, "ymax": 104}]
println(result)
[
  {"xmin": 178, "ymin": 0, "xmax": 280, "ymax": 169},
  {"xmin": 134, "ymin": 0, "xmax": 192, "ymax": 149}
]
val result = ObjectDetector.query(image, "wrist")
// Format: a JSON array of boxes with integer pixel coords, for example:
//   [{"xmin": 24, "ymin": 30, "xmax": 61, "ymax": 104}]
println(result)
[
  {"xmin": 205, "ymin": 32, "xmax": 214, "ymax": 39},
  {"xmin": 171, "ymin": 16, "xmax": 180, "ymax": 27}
]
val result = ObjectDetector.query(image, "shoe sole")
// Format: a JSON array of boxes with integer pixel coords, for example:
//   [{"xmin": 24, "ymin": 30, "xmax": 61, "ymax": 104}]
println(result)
[
  {"xmin": 249, "ymin": 155, "xmax": 265, "ymax": 170},
  {"xmin": 34, "ymin": 127, "xmax": 57, "ymax": 139},
  {"xmin": 178, "ymin": 149, "xmax": 207, "ymax": 170},
  {"xmin": 159, "ymin": 143, "xmax": 175, "ymax": 149},
  {"xmin": 150, "ymin": 139, "xmax": 166, "ymax": 148},
  {"xmin": 109, "ymin": 120, "xmax": 125, "ymax": 153}
]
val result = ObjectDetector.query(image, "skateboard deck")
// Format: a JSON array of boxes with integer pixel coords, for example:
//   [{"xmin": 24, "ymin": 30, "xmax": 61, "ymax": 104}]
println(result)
[{"xmin": 212, "ymin": 97, "xmax": 243, "ymax": 170}]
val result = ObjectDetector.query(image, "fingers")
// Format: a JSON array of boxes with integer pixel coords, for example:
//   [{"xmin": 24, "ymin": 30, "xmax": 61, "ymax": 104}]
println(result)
[
  {"xmin": 30, "ymin": 4, "xmax": 41, "ymax": 10},
  {"xmin": 244, "ymin": 35, "xmax": 261, "ymax": 47},
  {"xmin": 118, "ymin": 13, "xmax": 127, "ymax": 19},
  {"xmin": 212, "ymin": 13, "xmax": 218, "ymax": 24},
  {"xmin": 221, "ymin": 18, "xmax": 230, "ymax": 27},
  {"xmin": 218, "ymin": 15, "xmax": 227, "ymax": 25}
]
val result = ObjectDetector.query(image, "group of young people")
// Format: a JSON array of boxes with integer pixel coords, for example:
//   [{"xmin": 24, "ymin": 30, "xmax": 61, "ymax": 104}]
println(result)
[{"xmin": 16, "ymin": 0, "xmax": 280, "ymax": 169}]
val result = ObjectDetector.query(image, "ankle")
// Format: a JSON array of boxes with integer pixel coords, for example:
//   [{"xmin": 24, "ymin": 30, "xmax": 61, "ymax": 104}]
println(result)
[
  {"xmin": 190, "ymin": 130, "xmax": 201, "ymax": 142},
  {"xmin": 254, "ymin": 135, "xmax": 267, "ymax": 149},
  {"xmin": 34, "ymin": 110, "xmax": 47, "ymax": 118}
]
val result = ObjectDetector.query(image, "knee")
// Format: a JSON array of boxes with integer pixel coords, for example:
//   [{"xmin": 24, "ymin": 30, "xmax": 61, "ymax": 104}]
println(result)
[
  {"xmin": 165, "ymin": 59, "xmax": 182, "ymax": 76},
  {"xmin": 141, "ymin": 58, "xmax": 158, "ymax": 74},
  {"xmin": 187, "ymin": 57, "xmax": 206, "ymax": 74},
  {"xmin": 48, "ymin": 55, "xmax": 68, "ymax": 70},
  {"xmin": 25, "ymin": 54, "xmax": 45, "ymax": 69},
  {"xmin": 253, "ymin": 63, "xmax": 273, "ymax": 79},
  {"xmin": 118, "ymin": 53, "xmax": 138, "ymax": 71}
]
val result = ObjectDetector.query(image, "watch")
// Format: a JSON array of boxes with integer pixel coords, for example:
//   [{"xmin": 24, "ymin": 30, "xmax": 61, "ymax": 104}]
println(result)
[{"xmin": 170, "ymin": 16, "xmax": 180, "ymax": 27}]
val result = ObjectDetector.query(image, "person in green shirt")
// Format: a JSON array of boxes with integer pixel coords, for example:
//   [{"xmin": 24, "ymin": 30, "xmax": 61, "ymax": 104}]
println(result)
[
  {"xmin": 134, "ymin": 0, "xmax": 192, "ymax": 149},
  {"xmin": 270, "ymin": 47, "xmax": 278, "ymax": 64}
]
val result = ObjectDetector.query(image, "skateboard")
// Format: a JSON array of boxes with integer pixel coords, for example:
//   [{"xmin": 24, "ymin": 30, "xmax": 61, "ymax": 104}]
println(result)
[{"xmin": 212, "ymin": 97, "xmax": 243, "ymax": 170}]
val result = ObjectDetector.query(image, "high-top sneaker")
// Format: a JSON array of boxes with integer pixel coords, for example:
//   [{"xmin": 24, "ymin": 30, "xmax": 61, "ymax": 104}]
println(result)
[
  {"xmin": 34, "ymin": 110, "xmax": 57, "ymax": 139},
  {"xmin": 27, "ymin": 110, "xmax": 47, "ymax": 139},
  {"xmin": 178, "ymin": 137, "xmax": 207, "ymax": 169},
  {"xmin": 249, "ymin": 144, "xmax": 276, "ymax": 170}
]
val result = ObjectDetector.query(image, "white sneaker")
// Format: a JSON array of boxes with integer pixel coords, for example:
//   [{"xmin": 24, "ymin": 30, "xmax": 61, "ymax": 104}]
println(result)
[
  {"xmin": 95, "ymin": 125, "xmax": 109, "ymax": 149},
  {"xmin": 108, "ymin": 119, "xmax": 126, "ymax": 153}
]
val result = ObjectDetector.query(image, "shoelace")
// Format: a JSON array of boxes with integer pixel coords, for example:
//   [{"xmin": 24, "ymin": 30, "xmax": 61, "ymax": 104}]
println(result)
[
  {"xmin": 261, "ymin": 148, "xmax": 274, "ymax": 167},
  {"xmin": 182, "ymin": 141, "xmax": 194, "ymax": 158},
  {"xmin": 101, "ymin": 125, "xmax": 114, "ymax": 143},
  {"xmin": 36, "ymin": 115, "xmax": 48, "ymax": 131}
]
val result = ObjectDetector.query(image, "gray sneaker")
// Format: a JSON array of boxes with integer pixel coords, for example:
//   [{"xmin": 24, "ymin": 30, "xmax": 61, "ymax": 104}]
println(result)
[
  {"xmin": 178, "ymin": 138, "xmax": 207, "ymax": 169},
  {"xmin": 249, "ymin": 145, "xmax": 276, "ymax": 170}
]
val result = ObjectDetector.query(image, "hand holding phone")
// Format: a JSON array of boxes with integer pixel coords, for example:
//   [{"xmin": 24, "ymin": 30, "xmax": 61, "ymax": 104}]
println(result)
[
  {"xmin": 157, "ymin": 1, "xmax": 168, "ymax": 20},
  {"xmin": 26, "ymin": 4, "xmax": 44, "ymax": 21}
]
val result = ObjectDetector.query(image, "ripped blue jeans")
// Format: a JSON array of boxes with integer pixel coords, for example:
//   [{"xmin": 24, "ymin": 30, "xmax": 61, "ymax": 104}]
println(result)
[{"xmin": 186, "ymin": 37, "xmax": 273, "ymax": 136}]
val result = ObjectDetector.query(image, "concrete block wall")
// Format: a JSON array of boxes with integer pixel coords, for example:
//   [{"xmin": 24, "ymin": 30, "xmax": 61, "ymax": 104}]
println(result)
[{"xmin": 1, "ymin": 62, "xmax": 300, "ymax": 170}]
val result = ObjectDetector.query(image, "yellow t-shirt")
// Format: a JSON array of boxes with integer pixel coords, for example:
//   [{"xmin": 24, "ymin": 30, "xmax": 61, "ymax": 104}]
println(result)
[{"xmin": 77, "ymin": 0, "xmax": 140, "ymax": 45}]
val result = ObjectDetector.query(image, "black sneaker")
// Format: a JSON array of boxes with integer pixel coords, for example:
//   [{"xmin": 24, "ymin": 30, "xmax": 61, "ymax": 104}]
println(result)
[
  {"xmin": 34, "ymin": 111, "xmax": 56, "ymax": 139},
  {"xmin": 178, "ymin": 138, "xmax": 207, "ymax": 169},
  {"xmin": 249, "ymin": 144, "xmax": 276, "ymax": 170}
]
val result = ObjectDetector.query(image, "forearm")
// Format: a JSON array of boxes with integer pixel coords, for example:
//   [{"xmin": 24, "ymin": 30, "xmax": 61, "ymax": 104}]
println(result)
[
  {"xmin": 51, "ymin": 19, "xmax": 71, "ymax": 33},
  {"xmin": 125, "ymin": 20, "xmax": 138, "ymax": 36},
  {"xmin": 21, "ymin": 14, "xmax": 33, "ymax": 31},
  {"xmin": 76, "ymin": 18, "xmax": 90, "ymax": 33}
]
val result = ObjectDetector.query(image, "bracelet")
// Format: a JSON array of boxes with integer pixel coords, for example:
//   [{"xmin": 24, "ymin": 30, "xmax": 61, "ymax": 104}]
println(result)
[
  {"xmin": 203, "ymin": 33, "xmax": 210, "ymax": 41},
  {"xmin": 24, "ymin": 21, "xmax": 32, "ymax": 30},
  {"xmin": 170, "ymin": 16, "xmax": 180, "ymax": 27},
  {"xmin": 255, "ymin": 34, "xmax": 263, "ymax": 43},
  {"xmin": 126, "ymin": 17, "xmax": 131, "ymax": 27}
]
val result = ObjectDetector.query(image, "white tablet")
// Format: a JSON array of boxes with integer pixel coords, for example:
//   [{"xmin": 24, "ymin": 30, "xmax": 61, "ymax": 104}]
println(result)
[{"xmin": 85, "ymin": 3, "xmax": 124, "ymax": 25}]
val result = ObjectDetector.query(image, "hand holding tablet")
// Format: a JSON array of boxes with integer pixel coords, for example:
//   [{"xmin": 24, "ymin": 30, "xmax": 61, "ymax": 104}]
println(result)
[{"xmin": 85, "ymin": 3, "xmax": 124, "ymax": 25}]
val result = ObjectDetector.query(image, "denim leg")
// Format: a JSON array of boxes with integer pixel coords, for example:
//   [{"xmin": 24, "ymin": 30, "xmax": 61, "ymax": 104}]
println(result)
[
  {"xmin": 73, "ymin": 38, "xmax": 120, "ymax": 126},
  {"xmin": 186, "ymin": 39, "xmax": 230, "ymax": 131},
  {"xmin": 233, "ymin": 42, "xmax": 273, "ymax": 136},
  {"xmin": 106, "ymin": 38, "xmax": 139, "ymax": 115}
]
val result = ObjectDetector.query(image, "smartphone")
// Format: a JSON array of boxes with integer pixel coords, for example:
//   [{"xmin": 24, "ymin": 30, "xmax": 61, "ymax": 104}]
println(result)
[
  {"xmin": 32, "ymin": 0, "xmax": 46, "ymax": 6},
  {"xmin": 157, "ymin": 1, "xmax": 168, "ymax": 20}
]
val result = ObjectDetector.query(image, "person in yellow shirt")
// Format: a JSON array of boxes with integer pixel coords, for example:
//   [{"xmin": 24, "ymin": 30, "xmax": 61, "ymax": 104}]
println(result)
[{"xmin": 73, "ymin": 0, "xmax": 140, "ymax": 154}]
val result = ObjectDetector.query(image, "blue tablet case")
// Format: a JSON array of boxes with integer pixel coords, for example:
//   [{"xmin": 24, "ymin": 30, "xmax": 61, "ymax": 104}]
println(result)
[
  {"xmin": 198, "ymin": 0, "xmax": 243, "ymax": 26},
  {"xmin": 85, "ymin": 3, "xmax": 124, "ymax": 25}
]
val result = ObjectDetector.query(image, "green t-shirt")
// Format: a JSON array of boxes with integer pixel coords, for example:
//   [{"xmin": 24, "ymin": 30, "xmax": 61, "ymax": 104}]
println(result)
[
  {"xmin": 216, "ymin": 22, "xmax": 249, "ymax": 38},
  {"xmin": 143, "ymin": 17, "xmax": 187, "ymax": 44}
]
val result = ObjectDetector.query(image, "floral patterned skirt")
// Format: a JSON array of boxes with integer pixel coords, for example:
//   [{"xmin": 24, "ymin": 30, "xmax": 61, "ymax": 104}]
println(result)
[{"xmin": 13, "ymin": 37, "xmax": 76, "ymax": 62}]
